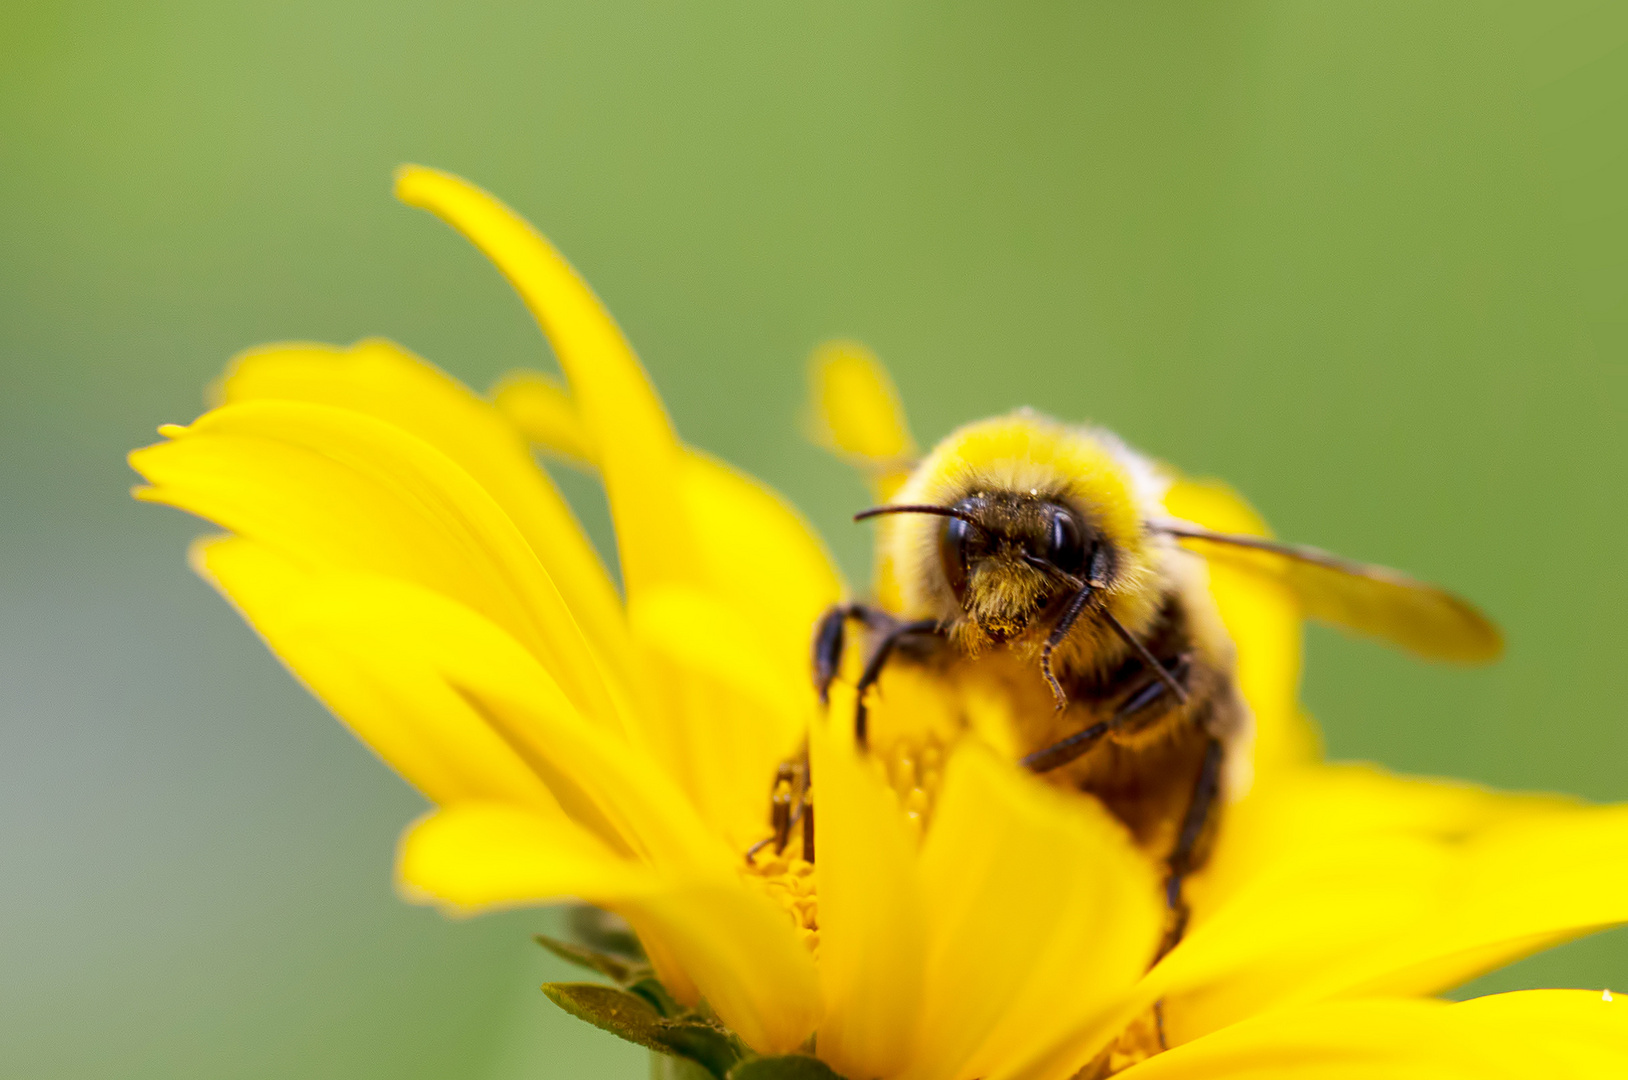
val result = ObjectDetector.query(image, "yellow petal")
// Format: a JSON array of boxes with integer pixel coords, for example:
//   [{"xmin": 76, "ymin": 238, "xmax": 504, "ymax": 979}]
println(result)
[
  {"xmin": 489, "ymin": 369, "xmax": 599, "ymax": 469},
  {"xmin": 218, "ymin": 338, "xmax": 631, "ymax": 686},
  {"xmin": 499, "ymin": 378, "xmax": 846, "ymax": 677},
  {"xmin": 497, "ymin": 369, "xmax": 844, "ymax": 662},
  {"xmin": 193, "ymin": 536, "xmax": 565, "ymax": 812},
  {"xmin": 131, "ymin": 399, "xmax": 626, "ymax": 733},
  {"xmin": 398, "ymin": 801, "xmax": 649, "ymax": 910},
  {"xmin": 808, "ymin": 340, "xmax": 915, "ymax": 460},
  {"xmin": 1161, "ymin": 478, "xmax": 1318, "ymax": 779},
  {"xmin": 806, "ymin": 340, "xmax": 916, "ymax": 504},
  {"xmin": 808, "ymin": 714, "xmax": 926, "ymax": 1079},
  {"xmin": 1164, "ymin": 764, "xmax": 1628, "ymax": 1042},
  {"xmin": 198, "ymin": 534, "xmax": 726, "ymax": 872},
  {"xmin": 629, "ymin": 584, "xmax": 807, "ymax": 849},
  {"xmin": 681, "ymin": 451, "xmax": 844, "ymax": 683},
  {"xmin": 904, "ymin": 746, "xmax": 1163, "ymax": 1080},
  {"xmin": 1114, "ymin": 992, "xmax": 1628, "ymax": 1079},
  {"xmin": 309, "ymin": 577, "xmax": 726, "ymax": 871},
  {"xmin": 629, "ymin": 879, "xmax": 823, "ymax": 1056},
  {"xmin": 399, "ymin": 802, "xmax": 822, "ymax": 1055},
  {"xmin": 394, "ymin": 165, "xmax": 693, "ymax": 604}
]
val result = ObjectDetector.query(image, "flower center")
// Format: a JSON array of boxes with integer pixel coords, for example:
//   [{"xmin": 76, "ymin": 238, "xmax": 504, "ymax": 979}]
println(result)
[
  {"xmin": 1088, "ymin": 1008, "xmax": 1164, "ymax": 1077},
  {"xmin": 745, "ymin": 847, "xmax": 819, "ymax": 954},
  {"xmin": 873, "ymin": 733, "xmax": 946, "ymax": 842},
  {"xmin": 742, "ymin": 731, "xmax": 953, "ymax": 957}
]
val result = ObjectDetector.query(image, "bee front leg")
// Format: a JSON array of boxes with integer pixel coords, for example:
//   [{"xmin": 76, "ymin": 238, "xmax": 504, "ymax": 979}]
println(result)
[
  {"xmin": 852, "ymin": 618, "xmax": 941, "ymax": 748},
  {"xmin": 812, "ymin": 605, "xmax": 856, "ymax": 704},
  {"xmin": 812, "ymin": 603, "xmax": 909, "ymax": 702},
  {"xmin": 811, "ymin": 603, "xmax": 942, "ymax": 749}
]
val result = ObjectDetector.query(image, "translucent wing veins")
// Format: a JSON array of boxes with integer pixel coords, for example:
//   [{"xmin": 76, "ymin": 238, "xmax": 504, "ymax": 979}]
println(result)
[{"xmin": 1152, "ymin": 520, "xmax": 1504, "ymax": 665}]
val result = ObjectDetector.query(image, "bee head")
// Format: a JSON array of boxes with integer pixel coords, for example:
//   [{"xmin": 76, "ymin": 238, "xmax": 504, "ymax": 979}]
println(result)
[
  {"xmin": 939, "ymin": 492, "xmax": 1107, "ymax": 642},
  {"xmin": 858, "ymin": 492, "xmax": 1111, "ymax": 644},
  {"xmin": 862, "ymin": 410, "xmax": 1166, "ymax": 651}
]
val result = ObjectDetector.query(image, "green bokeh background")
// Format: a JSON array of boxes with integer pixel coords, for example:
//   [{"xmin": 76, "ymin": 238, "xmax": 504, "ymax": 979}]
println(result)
[{"xmin": 3, "ymin": 2, "xmax": 1625, "ymax": 1077}]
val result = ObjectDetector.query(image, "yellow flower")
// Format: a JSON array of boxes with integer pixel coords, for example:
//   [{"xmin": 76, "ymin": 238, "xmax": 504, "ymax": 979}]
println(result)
[{"xmin": 131, "ymin": 167, "xmax": 1628, "ymax": 1079}]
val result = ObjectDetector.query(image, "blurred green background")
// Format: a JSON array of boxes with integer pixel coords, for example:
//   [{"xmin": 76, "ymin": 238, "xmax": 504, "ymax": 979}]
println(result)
[{"xmin": 2, "ymin": 1, "xmax": 1625, "ymax": 1076}]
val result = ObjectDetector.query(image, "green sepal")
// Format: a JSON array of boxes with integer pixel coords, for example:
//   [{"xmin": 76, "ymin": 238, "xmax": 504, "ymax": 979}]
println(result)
[
  {"xmin": 651, "ymin": 1020, "xmax": 744, "ymax": 1077},
  {"xmin": 535, "ymin": 931, "xmax": 685, "ymax": 1016},
  {"xmin": 534, "ymin": 932, "xmax": 650, "ymax": 986},
  {"xmin": 566, "ymin": 903, "xmax": 647, "ymax": 959},
  {"xmin": 727, "ymin": 1055, "xmax": 846, "ymax": 1080},
  {"xmin": 627, "ymin": 975, "xmax": 685, "ymax": 1017},
  {"xmin": 541, "ymin": 982, "xmax": 744, "ymax": 1078}
]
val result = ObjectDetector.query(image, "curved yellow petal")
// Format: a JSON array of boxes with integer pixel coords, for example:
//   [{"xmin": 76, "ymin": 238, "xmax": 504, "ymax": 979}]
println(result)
[
  {"xmin": 629, "ymin": 584, "xmax": 807, "ymax": 849},
  {"xmin": 394, "ymin": 165, "xmax": 693, "ymax": 603},
  {"xmin": 681, "ymin": 451, "xmax": 844, "ymax": 680},
  {"xmin": 1165, "ymin": 764, "xmax": 1628, "ymax": 1043},
  {"xmin": 193, "ymin": 536, "xmax": 564, "ymax": 812},
  {"xmin": 399, "ymin": 802, "xmax": 823, "ymax": 1056},
  {"xmin": 808, "ymin": 714, "xmax": 926, "ymax": 1079},
  {"xmin": 904, "ymin": 746, "xmax": 1163, "ymax": 1080},
  {"xmin": 498, "ymin": 371, "xmax": 845, "ymax": 673},
  {"xmin": 131, "ymin": 400, "xmax": 625, "ymax": 733},
  {"xmin": 218, "ymin": 338, "xmax": 631, "ymax": 685},
  {"xmin": 1114, "ymin": 992, "xmax": 1628, "ymax": 1079},
  {"xmin": 308, "ymin": 576, "xmax": 727, "ymax": 871},
  {"xmin": 490, "ymin": 369, "xmax": 598, "ymax": 469},
  {"xmin": 807, "ymin": 340, "xmax": 913, "ymax": 461},
  {"xmin": 398, "ymin": 801, "xmax": 649, "ymax": 910},
  {"xmin": 630, "ymin": 881, "xmax": 823, "ymax": 1056},
  {"xmin": 807, "ymin": 338, "xmax": 916, "ymax": 489},
  {"xmin": 1162, "ymin": 478, "xmax": 1318, "ymax": 779},
  {"xmin": 197, "ymin": 533, "xmax": 725, "ymax": 872}
]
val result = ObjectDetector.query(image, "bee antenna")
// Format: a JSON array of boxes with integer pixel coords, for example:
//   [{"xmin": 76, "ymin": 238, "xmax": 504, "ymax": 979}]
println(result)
[
  {"xmin": 1022, "ymin": 553, "xmax": 1188, "ymax": 706},
  {"xmin": 1099, "ymin": 607, "xmax": 1190, "ymax": 705},
  {"xmin": 854, "ymin": 504, "xmax": 981, "ymax": 525}
]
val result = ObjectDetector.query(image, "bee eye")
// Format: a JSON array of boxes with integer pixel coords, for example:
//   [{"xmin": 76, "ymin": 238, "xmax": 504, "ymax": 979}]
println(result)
[
  {"xmin": 940, "ymin": 499, "xmax": 988, "ymax": 599},
  {"xmin": 1045, "ymin": 505, "xmax": 1087, "ymax": 575}
]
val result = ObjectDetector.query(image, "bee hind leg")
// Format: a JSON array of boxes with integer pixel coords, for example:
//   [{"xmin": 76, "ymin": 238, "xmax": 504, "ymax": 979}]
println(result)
[{"xmin": 1156, "ymin": 735, "xmax": 1223, "ymax": 963}]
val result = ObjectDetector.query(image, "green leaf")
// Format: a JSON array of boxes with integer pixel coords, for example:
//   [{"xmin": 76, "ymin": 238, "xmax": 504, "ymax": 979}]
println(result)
[
  {"xmin": 541, "ymin": 982, "xmax": 744, "ymax": 1078},
  {"xmin": 728, "ymin": 1055, "xmax": 846, "ymax": 1080},
  {"xmin": 534, "ymin": 932, "xmax": 649, "ymax": 985},
  {"xmin": 543, "ymin": 983, "xmax": 669, "ymax": 1052}
]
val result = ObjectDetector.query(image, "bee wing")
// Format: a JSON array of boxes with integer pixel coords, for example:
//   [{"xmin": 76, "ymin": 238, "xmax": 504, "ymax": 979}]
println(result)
[{"xmin": 1156, "ymin": 522, "xmax": 1503, "ymax": 664}]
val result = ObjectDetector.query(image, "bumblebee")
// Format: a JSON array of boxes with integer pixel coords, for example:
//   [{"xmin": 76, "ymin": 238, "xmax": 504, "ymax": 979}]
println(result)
[{"xmin": 810, "ymin": 407, "xmax": 1502, "ymax": 955}]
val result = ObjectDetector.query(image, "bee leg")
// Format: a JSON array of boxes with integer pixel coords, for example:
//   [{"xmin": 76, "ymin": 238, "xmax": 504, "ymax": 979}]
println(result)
[
  {"xmin": 1040, "ymin": 584, "xmax": 1096, "ymax": 709},
  {"xmin": 1155, "ymin": 735, "xmax": 1224, "ymax": 963},
  {"xmin": 1021, "ymin": 719, "xmax": 1111, "ymax": 773},
  {"xmin": 1022, "ymin": 655, "xmax": 1193, "ymax": 773},
  {"xmin": 812, "ymin": 603, "xmax": 900, "ymax": 703},
  {"xmin": 801, "ymin": 788, "xmax": 815, "ymax": 862},
  {"xmin": 770, "ymin": 761, "xmax": 799, "ymax": 853},
  {"xmin": 747, "ymin": 752, "xmax": 811, "ymax": 865},
  {"xmin": 853, "ymin": 618, "xmax": 941, "ymax": 748},
  {"xmin": 813, "ymin": 605, "xmax": 855, "ymax": 704}
]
